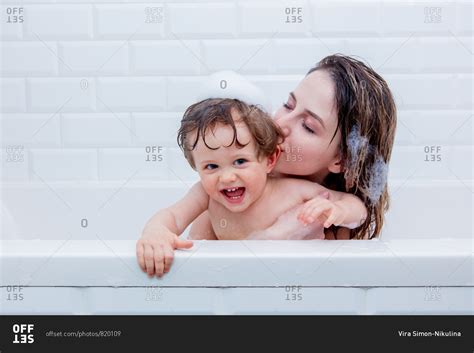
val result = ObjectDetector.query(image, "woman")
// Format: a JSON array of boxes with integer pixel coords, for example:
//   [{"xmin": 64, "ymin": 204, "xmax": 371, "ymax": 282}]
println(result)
[{"xmin": 189, "ymin": 54, "xmax": 397, "ymax": 240}]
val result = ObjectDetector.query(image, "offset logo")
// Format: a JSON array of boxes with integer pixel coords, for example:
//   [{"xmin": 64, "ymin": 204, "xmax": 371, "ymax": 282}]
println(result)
[{"xmin": 12, "ymin": 324, "xmax": 34, "ymax": 344}]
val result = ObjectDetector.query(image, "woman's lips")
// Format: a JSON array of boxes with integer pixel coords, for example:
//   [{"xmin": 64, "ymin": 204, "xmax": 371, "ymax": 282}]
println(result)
[{"xmin": 220, "ymin": 187, "xmax": 246, "ymax": 204}]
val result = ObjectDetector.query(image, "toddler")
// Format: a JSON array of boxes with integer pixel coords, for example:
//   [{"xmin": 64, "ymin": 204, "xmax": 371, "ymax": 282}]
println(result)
[{"xmin": 136, "ymin": 98, "xmax": 367, "ymax": 277}]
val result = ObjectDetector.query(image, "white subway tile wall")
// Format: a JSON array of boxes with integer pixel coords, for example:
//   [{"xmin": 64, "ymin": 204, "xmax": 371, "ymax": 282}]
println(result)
[{"xmin": 0, "ymin": 1, "xmax": 472, "ymax": 239}]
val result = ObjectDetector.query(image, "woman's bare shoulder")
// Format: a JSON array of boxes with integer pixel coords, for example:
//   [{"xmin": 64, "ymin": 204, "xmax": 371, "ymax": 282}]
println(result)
[{"xmin": 270, "ymin": 176, "xmax": 317, "ymax": 189}]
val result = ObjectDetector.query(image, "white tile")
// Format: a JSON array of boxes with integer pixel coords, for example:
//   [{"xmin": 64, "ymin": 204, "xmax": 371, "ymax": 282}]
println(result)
[
  {"xmin": 367, "ymin": 287, "xmax": 474, "ymax": 314},
  {"xmin": 62, "ymin": 113, "xmax": 133, "ymax": 147},
  {"xmin": 133, "ymin": 112, "xmax": 181, "ymax": 147},
  {"xmin": 95, "ymin": 4, "xmax": 165, "ymax": 39},
  {"xmin": 0, "ymin": 5, "xmax": 23, "ymax": 40},
  {"xmin": 166, "ymin": 147, "xmax": 199, "ymax": 182},
  {"xmin": 417, "ymin": 37, "xmax": 472, "ymax": 72},
  {"xmin": 1, "ymin": 113, "xmax": 60, "ymax": 147},
  {"xmin": 455, "ymin": 2, "xmax": 473, "ymax": 35},
  {"xmin": 455, "ymin": 75, "xmax": 473, "ymax": 109},
  {"xmin": 383, "ymin": 182, "xmax": 472, "ymax": 239},
  {"xmin": 227, "ymin": 287, "xmax": 364, "ymax": 314},
  {"xmin": 346, "ymin": 38, "xmax": 418, "ymax": 73},
  {"xmin": 240, "ymin": 2, "xmax": 310, "ymax": 36},
  {"xmin": 131, "ymin": 40, "xmax": 201, "ymax": 75},
  {"xmin": 202, "ymin": 39, "xmax": 274, "ymax": 73},
  {"xmin": 381, "ymin": 2, "xmax": 455, "ymax": 36},
  {"xmin": 31, "ymin": 148, "xmax": 98, "ymax": 181},
  {"xmin": 0, "ymin": 41, "xmax": 57, "ymax": 76},
  {"xmin": 97, "ymin": 77, "xmax": 166, "ymax": 112},
  {"xmin": 312, "ymin": 1, "xmax": 381, "ymax": 36},
  {"xmin": 273, "ymin": 38, "xmax": 345, "ymax": 74},
  {"xmin": 166, "ymin": 77, "xmax": 204, "ymax": 112},
  {"xmin": 27, "ymin": 78, "xmax": 96, "ymax": 112},
  {"xmin": 389, "ymin": 145, "xmax": 472, "ymax": 180},
  {"xmin": 1, "ymin": 78, "xmax": 26, "ymax": 113},
  {"xmin": 98, "ymin": 147, "xmax": 169, "ymax": 181},
  {"xmin": 23, "ymin": 5, "xmax": 92, "ymax": 39},
  {"xmin": 1, "ymin": 145, "xmax": 29, "ymax": 181},
  {"xmin": 395, "ymin": 110, "xmax": 473, "ymax": 145},
  {"xmin": 168, "ymin": 4, "xmax": 237, "ymax": 38},
  {"xmin": 59, "ymin": 41, "xmax": 129, "ymax": 75},
  {"xmin": 386, "ymin": 74, "xmax": 456, "ymax": 109},
  {"xmin": 0, "ymin": 287, "xmax": 81, "ymax": 314}
]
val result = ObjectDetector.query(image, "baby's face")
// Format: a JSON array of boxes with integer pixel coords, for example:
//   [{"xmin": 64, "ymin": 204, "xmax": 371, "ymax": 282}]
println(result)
[{"xmin": 190, "ymin": 117, "xmax": 274, "ymax": 213}]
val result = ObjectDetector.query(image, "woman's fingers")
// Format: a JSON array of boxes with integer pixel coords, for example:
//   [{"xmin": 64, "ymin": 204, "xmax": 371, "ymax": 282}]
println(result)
[
  {"xmin": 323, "ymin": 204, "xmax": 344, "ymax": 228},
  {"xmin": 298, "ymin": 199, "xmax": 322, "ymax": 222},
  {"xmin": 324, "ymin": 212, "xmax": 337, "ymax": 228},
  {"xmin": 300, "ymin": 200, "xmax": 331, "ymax": 224}
]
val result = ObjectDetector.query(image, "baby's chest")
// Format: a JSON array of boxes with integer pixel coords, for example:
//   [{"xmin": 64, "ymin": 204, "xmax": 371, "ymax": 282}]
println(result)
[
  {"xmin": 208, "ymin": 207, "xmax": 268, "ymax": 240},
  {"xmin": 208, "ymin": 193, "xmax": 304, "ymax": 240}
]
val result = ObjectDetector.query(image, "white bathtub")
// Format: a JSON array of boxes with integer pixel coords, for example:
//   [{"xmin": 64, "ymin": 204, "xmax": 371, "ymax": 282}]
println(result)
[
  {"xmin": 1, "ymin": 239, "xmax": 472, "ymax": 315},
  {"xmin": 1, "ymin": 179, "xmax": 472, "ymax": 315}
]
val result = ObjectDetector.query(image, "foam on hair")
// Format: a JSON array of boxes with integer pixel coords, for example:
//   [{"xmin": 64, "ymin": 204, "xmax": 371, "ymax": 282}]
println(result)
[{"xmin": 367, "ymin": 153, "xmax": 389, "ymax": 205}]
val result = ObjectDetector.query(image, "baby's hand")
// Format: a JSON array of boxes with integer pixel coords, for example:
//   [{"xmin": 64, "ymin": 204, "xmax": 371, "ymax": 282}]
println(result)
[
  {"xmin": 136, "ymin": 228, "xmax": 193, "ymax": 278},
  {"xmin": 297, "ymin": 191, "xmax": 347, "ymax": 228}
]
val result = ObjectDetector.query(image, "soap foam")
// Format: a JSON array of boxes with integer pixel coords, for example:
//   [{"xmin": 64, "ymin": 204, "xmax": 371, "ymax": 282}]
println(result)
[
  {"xmin": 196, "ymin": 70, "xmax": 272, "ymax": 113},
  {"xmin": 367, "ymin": 153, "xmax": 388, "ymax": 204}
]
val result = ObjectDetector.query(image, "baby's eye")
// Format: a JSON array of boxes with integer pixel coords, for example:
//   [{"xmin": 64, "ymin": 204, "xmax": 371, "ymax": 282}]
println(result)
[
  {"xmin": 233, "ymin": 158, "xmax": 247, "ymax": 166},
  {"xmin": 204, "ymin": 164, "xmax": 218, "ymax": 170}
]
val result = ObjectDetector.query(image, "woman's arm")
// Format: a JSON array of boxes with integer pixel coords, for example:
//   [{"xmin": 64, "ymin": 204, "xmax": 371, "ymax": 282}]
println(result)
[{"xmin": 298, "ymin": 180, "xmax": 367, "ymax": 229}]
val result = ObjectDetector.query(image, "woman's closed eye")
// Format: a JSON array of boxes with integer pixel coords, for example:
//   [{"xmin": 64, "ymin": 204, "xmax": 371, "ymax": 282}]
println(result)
[
  {"xmin": 302, "ymin": 120, "xmax": 315, "ymax": 134},
  {"xmin": 283, "ymin": 102, "xmax": 294, "ymax": 110}
]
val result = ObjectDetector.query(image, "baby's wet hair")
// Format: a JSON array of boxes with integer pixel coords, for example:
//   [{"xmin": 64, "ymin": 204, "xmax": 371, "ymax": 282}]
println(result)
[{"xmin": 177, "ymin": 98, "xmax": 284, "ymax": 169}]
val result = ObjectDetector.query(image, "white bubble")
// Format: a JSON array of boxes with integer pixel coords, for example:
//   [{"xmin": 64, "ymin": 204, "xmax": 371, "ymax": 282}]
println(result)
[
  {"xmin": 347, "ymin": 124, "xmax": 368, "ymax": 169},
  {"xmin": 367, "ymin": 153, "xmax": 388, "ymax": 204},
  {"xmin": 196, "ymin": 70, "xmax": 272, "ymax": 113}
]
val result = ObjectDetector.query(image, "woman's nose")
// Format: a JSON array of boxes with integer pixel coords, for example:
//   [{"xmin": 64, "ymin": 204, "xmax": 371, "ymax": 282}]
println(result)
[
  {"xmin": 274, "ymin": 113, "xmax": 292, "ymax": 138},
  {"xmin": 280, "ymin": 126, "xmax": 290, "ymax": 138}
]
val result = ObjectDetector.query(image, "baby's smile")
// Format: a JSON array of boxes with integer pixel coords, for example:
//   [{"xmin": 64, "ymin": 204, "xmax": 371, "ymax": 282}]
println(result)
[{"xmin": 220, "ymin": 186, "xmax": 246, "ymax": 204}]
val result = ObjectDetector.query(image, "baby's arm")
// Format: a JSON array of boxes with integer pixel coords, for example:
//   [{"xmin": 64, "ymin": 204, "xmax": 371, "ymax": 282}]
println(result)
[
  {"xmin": 296, "ymin": 180, "xmax": 367, "ymax": 229},
  {"xmin": 136, "ymin": 182, "xmax": 209, "ymax": 277},
  {"xmin": 188, "ymin": 211, "xmax": 218, "ymax": 240}
]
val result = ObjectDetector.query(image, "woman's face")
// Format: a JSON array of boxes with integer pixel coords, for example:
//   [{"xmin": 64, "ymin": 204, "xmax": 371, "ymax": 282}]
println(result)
[{"xmin": 273, "ymin": 69, "xmax": 343, "ymax": 183}]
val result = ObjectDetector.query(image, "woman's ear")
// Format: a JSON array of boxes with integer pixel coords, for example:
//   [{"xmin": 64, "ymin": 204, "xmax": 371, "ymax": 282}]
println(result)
[
  {"xmin": 328, "ymin": 154, "xmax": 344, "ymax": 174},
  {"xmin": 266, "ymin": 145, "xmax": 281, "ymax": 173}
]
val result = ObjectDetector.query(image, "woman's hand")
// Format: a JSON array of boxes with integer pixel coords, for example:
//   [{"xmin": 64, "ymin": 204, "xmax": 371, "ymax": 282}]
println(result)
[
  {"xmin": 136, "ymin": 227, "xmax": 193, "ymax": 277},
  {"xmin": 297, "ymin": 191, "xmax": 348, "ymax": 228}
]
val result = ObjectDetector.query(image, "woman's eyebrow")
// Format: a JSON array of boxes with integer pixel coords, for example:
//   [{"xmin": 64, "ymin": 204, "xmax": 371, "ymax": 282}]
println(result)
[{"xmin": 290, "ymin": 92, "xmax": 326, "ymax": 130}]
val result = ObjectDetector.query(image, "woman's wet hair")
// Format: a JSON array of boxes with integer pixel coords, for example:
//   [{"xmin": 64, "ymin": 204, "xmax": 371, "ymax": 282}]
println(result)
[
  {"xmin": 308, "ymin": 54, "xmax": 397, "ymax": 240},
  {"xmin": 178, "ymin": 98, "xmax": 283, "ymax": 169}
]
